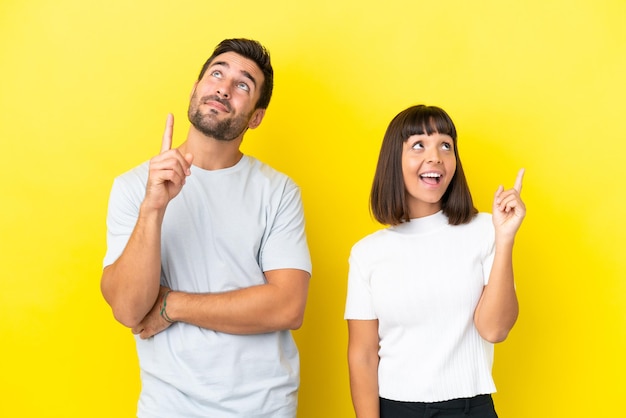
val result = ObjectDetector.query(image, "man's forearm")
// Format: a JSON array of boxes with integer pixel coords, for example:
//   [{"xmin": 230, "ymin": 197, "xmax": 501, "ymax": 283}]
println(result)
[
  {"xmin": 101, "ymin": 205, "xmax": 165, "ymax": 328},
  {"xmin": 162, "ymin": 269, "xmax": 310, "ymax": 334}
]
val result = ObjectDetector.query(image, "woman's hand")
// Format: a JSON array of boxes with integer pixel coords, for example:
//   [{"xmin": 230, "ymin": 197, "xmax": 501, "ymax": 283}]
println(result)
[{"xmin": 492, "ymin": 168, "xmax": 526, "ymax": 242}]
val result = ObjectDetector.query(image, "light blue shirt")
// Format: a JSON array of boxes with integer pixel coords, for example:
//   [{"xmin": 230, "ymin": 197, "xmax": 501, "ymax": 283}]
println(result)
[{"xmin": 105, "ymin": 156, "xmax": 312, "ymax": 417}]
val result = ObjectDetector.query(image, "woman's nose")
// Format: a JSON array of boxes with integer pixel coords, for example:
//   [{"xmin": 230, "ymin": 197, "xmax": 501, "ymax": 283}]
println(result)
[{"xmin": 426, "ymin": 149, "xmax": 442, "ymax": 163}]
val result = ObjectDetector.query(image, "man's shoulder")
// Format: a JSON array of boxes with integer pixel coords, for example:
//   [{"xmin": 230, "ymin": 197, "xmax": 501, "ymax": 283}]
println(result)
[
  {"xmin": 244, "ymin": 156, "xmax": 297, "ymax": 188},
  {"xmin": 119, "ymin": 160, "xmax": 150, "ymax": 177},
  {"xmin": 108, "ymin": 160, "xmax": 150, "ymax": 198},
  {"xmin": 113, "ymin": 160, "xmax": 150, "ymax": 183}
]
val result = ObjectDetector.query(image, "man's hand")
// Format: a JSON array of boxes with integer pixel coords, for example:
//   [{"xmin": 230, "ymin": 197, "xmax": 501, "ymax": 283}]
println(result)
[
  {"xmin": 131, "ymin": 286, "xmax": 175, "ymax": 339},
  {"xmin": 144, "ymin": 114, "xmax": 194, "ymax": 210},
  {"xmin": 492, "ymin": 168, "xmax": 526, "ymax": 242}
]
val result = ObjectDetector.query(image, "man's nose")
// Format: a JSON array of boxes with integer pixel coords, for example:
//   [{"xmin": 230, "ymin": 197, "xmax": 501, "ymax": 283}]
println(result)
[{"xmin": 216, "ymin": 82, "xmax": 230, "ymax": 99}]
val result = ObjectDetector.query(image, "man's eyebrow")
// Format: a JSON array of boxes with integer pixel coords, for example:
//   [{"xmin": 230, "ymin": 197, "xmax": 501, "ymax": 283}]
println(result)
[
  {"xmin": 210, "ymin": 61, "xmax": 257, "ymax": 88},
  {"xmin": 240, "ymin": 70, "xmax": 257, "ymax": 88}
]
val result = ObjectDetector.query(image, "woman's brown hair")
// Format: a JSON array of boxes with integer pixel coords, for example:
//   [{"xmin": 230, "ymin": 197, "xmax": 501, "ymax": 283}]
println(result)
[{"xmin": 370, "ymin": 105, "xmax": 477, "ymax": 226}]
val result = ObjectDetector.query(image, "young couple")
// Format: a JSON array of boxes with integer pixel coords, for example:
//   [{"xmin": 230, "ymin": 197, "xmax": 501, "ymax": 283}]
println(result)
[{"xmin": 101, "ymin": 38, "xmax": 525, "ymax": 418}]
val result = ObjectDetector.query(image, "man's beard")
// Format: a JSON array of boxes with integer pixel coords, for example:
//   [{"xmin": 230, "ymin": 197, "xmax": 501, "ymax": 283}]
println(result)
[{"xmin": 188, "ymin": 94, "xmax": 251, "ymax": 142}]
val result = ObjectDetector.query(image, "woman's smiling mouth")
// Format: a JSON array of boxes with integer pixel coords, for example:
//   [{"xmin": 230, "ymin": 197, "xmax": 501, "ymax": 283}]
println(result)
[{"xmin": 420, "ymin": 172, "xmax": 442, "ymax": 185}]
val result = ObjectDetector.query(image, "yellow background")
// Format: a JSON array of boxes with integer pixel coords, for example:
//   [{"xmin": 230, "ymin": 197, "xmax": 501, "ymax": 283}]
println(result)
[{"xmin": 1, "ymin": 0, "xmax": 625, "ymax": 416}]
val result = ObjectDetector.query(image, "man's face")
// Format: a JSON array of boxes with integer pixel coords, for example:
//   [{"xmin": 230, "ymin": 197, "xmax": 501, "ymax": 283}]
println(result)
[{"xmin": 188, "ymin": 52, "xmax": 265, "ymax": 141}]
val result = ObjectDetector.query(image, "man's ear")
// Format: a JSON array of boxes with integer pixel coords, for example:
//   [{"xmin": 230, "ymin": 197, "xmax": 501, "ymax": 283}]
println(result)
[{"xmin": 248, "ymin": 108, "xmax": 266, "ymax": 129}]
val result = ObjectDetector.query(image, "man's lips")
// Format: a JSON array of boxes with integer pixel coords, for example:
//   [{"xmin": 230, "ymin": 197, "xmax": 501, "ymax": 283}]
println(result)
[{"xmin": 202, "ymin": 96, "xmax": 231, "ymax": 113}]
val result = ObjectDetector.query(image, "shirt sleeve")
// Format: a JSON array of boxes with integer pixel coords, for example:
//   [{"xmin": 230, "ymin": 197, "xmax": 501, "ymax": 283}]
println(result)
[
  {"xmin": 344, "ymin": 249, "xmax": 377, "ymax": 320},
  {"xmin": 102, "ymin": 165, "xmax": 147, "ymax": 268},
  {"xmin": 259, "ymin": 179, "xmax": 312, "ymax": 275}
]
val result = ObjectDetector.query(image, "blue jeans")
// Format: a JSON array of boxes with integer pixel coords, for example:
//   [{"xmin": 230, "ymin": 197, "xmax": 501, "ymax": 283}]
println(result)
[{"xmin": 380, "ymin": 394, "xmax": 498, "ymax": 417}]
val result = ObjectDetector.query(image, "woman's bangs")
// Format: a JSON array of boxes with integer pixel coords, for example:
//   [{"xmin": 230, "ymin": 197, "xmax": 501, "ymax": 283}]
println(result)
[{"xmin": 402, "ymin": 109, "xmax": 456, "ymax": 140}]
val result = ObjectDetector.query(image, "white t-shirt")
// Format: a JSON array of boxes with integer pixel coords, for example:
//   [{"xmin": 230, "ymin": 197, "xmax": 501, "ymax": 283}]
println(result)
[
  {"xmin": 344, "ymin": 211, "xmax": 497, "ymax": 402},
  {"xmin": 104, "ymin": 155, "xmax": 312, "ymax": 418}
]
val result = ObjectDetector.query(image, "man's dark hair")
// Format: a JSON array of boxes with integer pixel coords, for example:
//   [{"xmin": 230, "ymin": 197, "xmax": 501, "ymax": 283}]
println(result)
[{"xmin": 198, "ymin": 38, "xmax": 274, "ymax": 110}]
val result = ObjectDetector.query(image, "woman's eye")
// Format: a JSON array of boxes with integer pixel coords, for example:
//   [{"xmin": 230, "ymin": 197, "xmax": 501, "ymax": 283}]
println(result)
[
  {"xmin": 442, "ymin": 143, "xmax": 452, "ymax": 151},
  {"xmin": 411, "ymin": 142, "xmax": 424, "ymax": 150}
]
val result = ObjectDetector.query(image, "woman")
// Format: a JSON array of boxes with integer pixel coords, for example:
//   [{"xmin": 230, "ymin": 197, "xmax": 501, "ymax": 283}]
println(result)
[{"xmin": 345, "ymin": 105, "xmax": 525, "ymax": 417}]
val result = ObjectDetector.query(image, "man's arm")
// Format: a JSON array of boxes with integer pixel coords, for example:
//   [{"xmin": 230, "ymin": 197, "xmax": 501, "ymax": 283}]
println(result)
[
  {"xmin": 133, "ymin": 268, "xmax": 310, "ymax": 339},
  {"xmin": 101, "ymin": 114, "xmax": 193, "ymax": 328},
  {"xmin": 101, "ymin": 203, "xmax": 165, "ymax": 328}
]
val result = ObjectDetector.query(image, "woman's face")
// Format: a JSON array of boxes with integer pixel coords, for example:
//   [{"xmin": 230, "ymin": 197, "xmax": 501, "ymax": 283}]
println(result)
[{"xmin": 401, "ymin": 132, "xmax": 457, "ymax": 218}]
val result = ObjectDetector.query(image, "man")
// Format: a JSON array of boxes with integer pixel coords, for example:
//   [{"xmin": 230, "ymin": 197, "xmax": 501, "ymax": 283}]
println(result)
[{"xmin": 101, "ymin": 38, "xmax": 312, "ymax": 418}]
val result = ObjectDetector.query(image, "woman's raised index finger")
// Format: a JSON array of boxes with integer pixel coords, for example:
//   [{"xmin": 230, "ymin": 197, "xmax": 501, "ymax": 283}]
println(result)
[
  {"xmin": 161, "ymin": 113, "xmax": 174, "ymax": 153},
  {"xmin": 513, "ymin": 168, "xmax": 525, "ymax": 193}
]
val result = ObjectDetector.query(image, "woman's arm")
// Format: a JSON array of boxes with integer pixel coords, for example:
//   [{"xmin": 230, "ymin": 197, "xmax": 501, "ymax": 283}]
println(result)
[
  {"xmin": 348, "ymin": 319, "xmax": 380, "ymax": 418},
  {"xmin": 474, "ymin": 169, "xmax": 526, "ymax": 343}
]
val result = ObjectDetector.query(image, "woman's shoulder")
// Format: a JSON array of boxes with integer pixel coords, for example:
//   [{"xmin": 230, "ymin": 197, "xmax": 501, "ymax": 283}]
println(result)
[
  {"xmin": 453, "ymin": 211, "xmax": 490, "ymax": 226},
  {"xmin": 473, "ymin": 212, "xmax": 493, "ymax": 225},
  {"xmin": 457, "ymin": 212, "xmax": 493, "ymax": 231},
  {"xmin": 350, "ymin": 227, "xmax": 392, "ymax": 255}
]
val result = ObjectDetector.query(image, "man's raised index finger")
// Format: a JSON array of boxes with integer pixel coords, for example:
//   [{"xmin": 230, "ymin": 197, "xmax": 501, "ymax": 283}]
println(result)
[
  {"xmin": 513, "ymin": 168, "xmax": 525, "ymax": 193},
  {"xmin": 161, "ymin": 113, "xmax": 174, "ymax": 153}
]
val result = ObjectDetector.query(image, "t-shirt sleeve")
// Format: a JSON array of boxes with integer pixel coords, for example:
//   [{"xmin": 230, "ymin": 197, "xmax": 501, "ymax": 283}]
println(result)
[
  {"xmin": 344, "ymin": 248, "xmax": 377, "ymax": 320},
  {"xmin": 102, "ymin": 169, "xmax": 145, "ymax": 268},
  {"xmin": 259, "ymin": 180, "xmax": 312, "ymax": 275}
]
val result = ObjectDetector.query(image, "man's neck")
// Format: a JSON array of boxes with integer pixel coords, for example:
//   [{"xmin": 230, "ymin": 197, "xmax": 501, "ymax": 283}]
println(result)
[{"xmin": 178, "ymin": 128, "xmax": 244, "ymax": 171}]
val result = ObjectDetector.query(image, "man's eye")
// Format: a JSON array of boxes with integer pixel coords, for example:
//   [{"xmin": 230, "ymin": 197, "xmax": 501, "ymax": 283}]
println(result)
[
  {"xmin": 211, "ymin": 70, "xmax": 222, "ymax": 78},
  {"xmin": 237, "ymin": 82, "xmax": 250, "ymax": 92}
]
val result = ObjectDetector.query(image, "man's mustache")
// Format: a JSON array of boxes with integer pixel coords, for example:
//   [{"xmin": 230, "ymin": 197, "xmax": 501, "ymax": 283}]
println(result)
[{"xmin": 201, "ymin": 95, "xmax": 232, "ymax": 112}]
